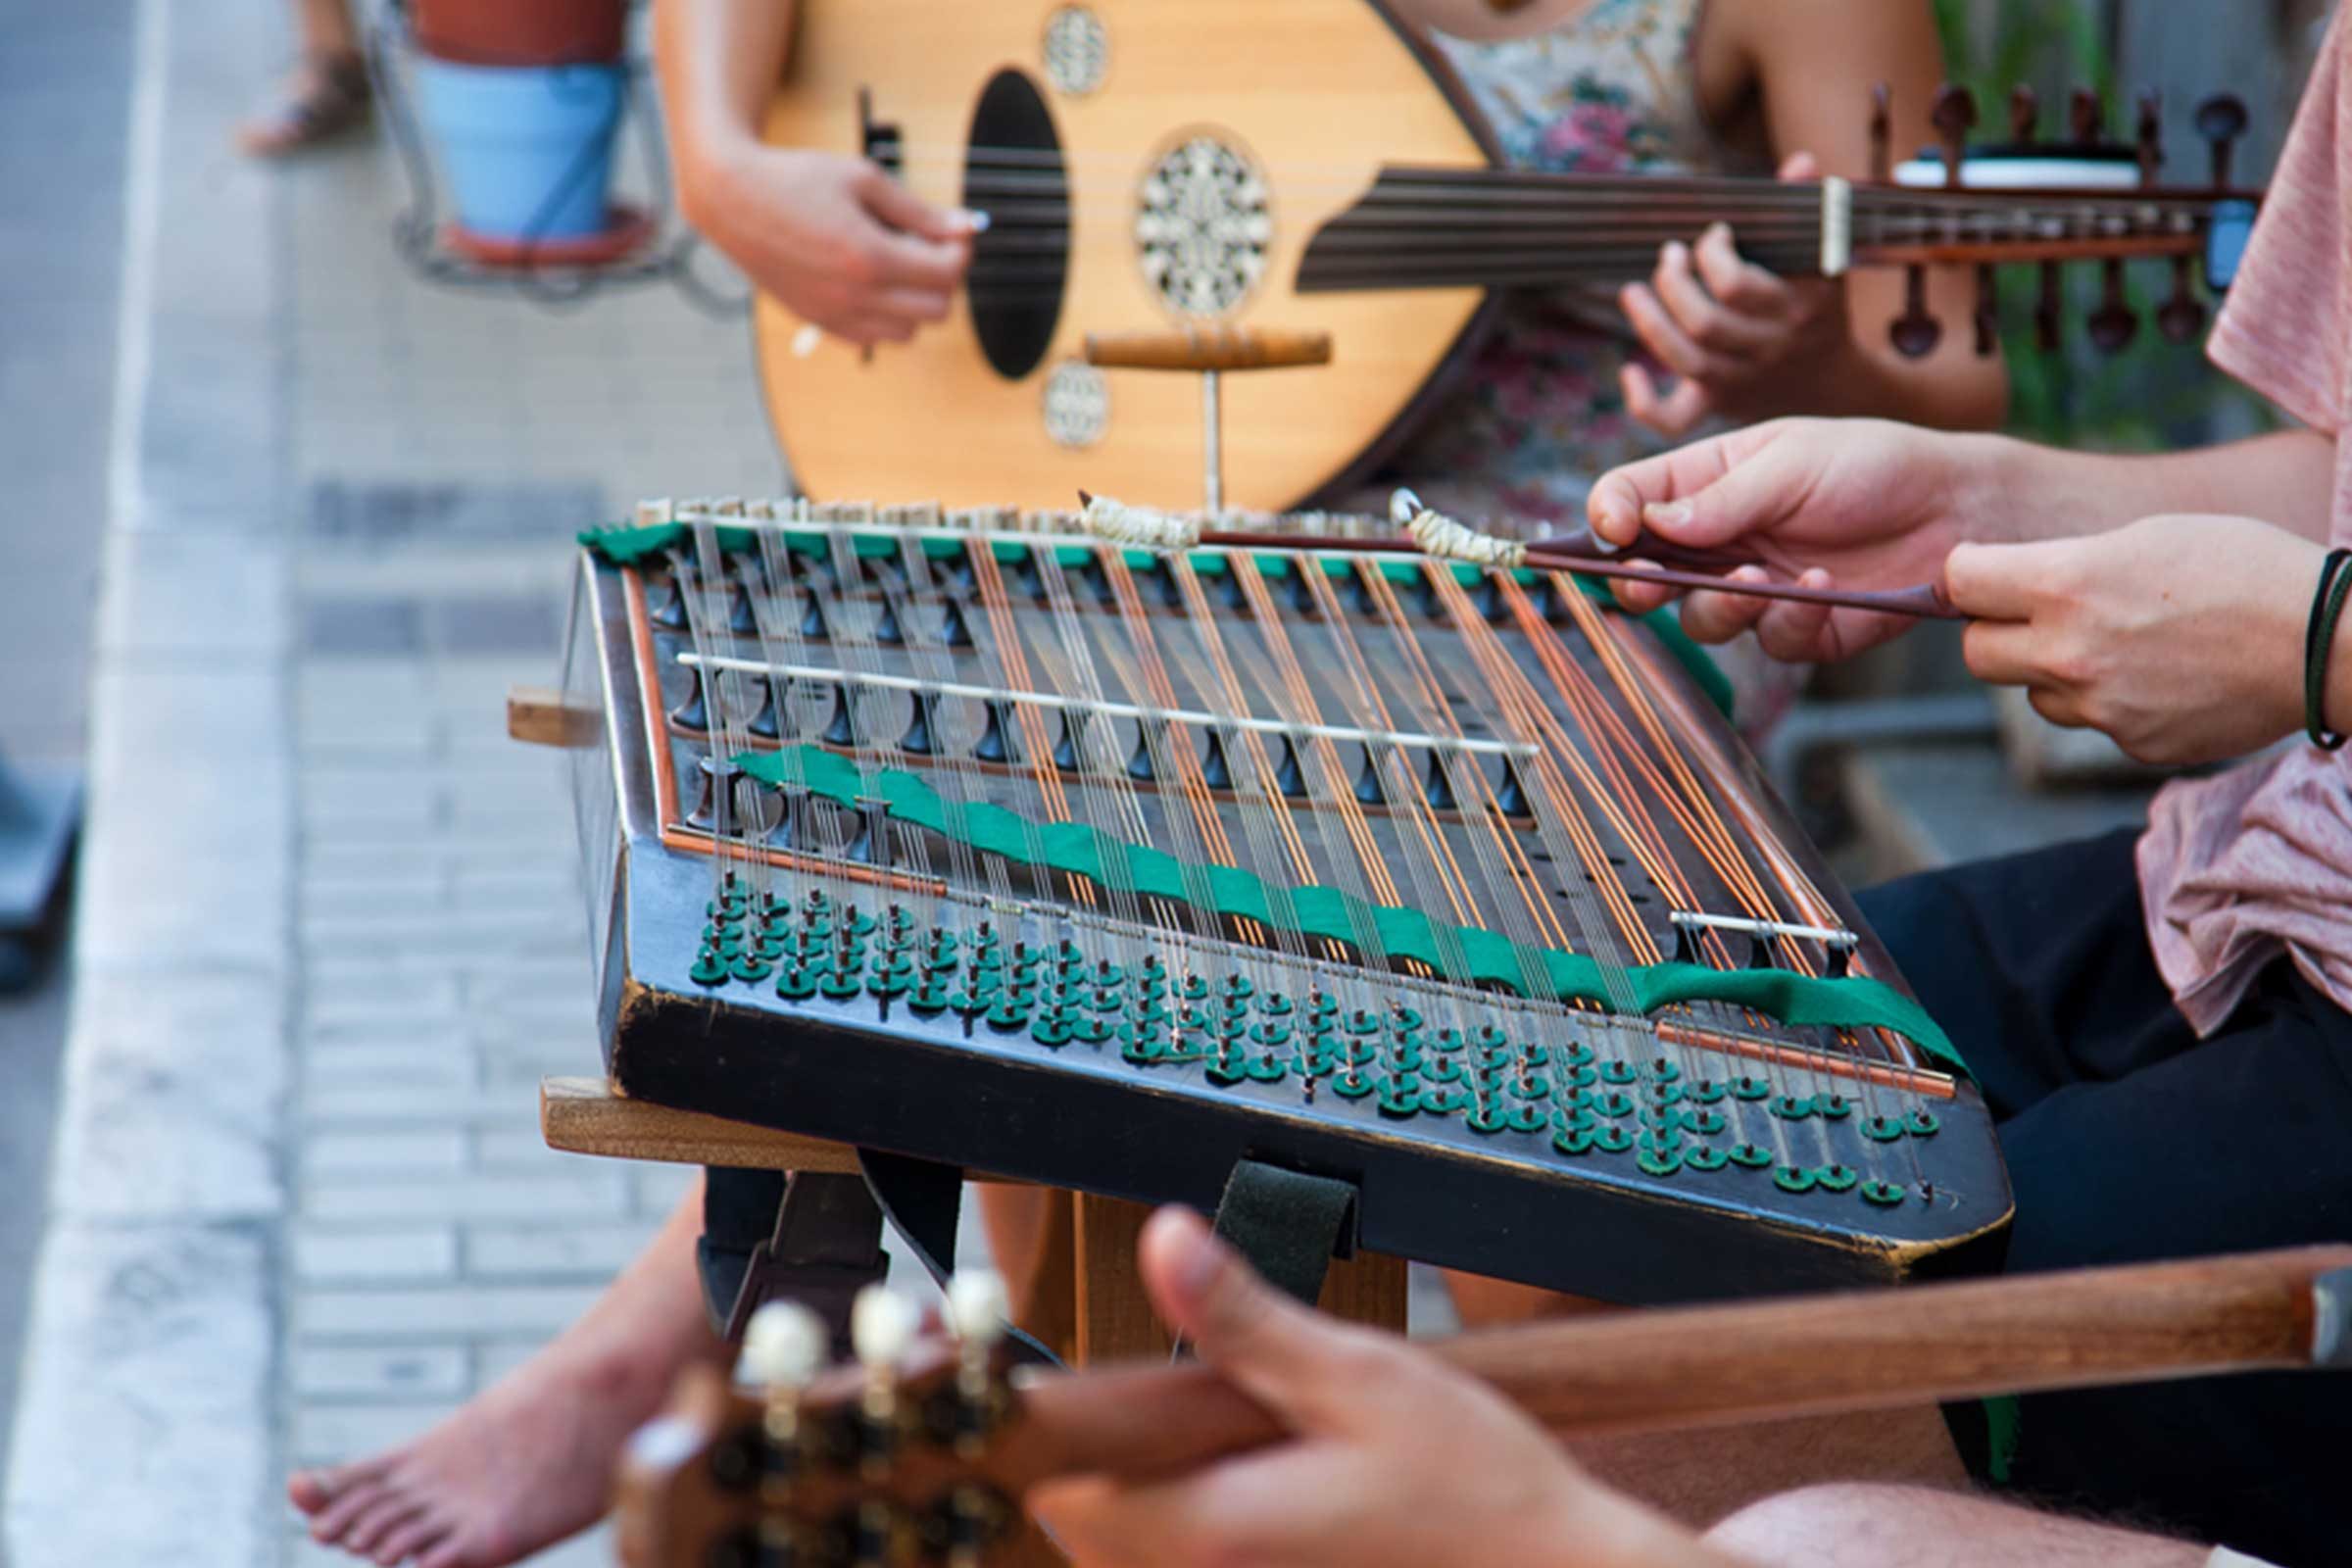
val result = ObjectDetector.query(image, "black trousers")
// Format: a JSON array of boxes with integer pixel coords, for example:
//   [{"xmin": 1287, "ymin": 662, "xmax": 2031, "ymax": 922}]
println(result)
[{"xmin": 1857, "ymin": 828, "xmax": 2352, "ymax": 1567}]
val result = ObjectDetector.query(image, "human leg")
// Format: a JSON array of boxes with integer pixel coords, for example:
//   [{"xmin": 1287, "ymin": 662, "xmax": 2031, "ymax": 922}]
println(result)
[
  {"xmin": 238, "ymin": 0, "xmax": 368, "ymax": 157},
  {"xmin": 1705, "ymin": 1482, "xmax": 2209, "ymax": 1568},
  {"xmin": 290, "ymin": 1177, "xmax": 723, "ymax": 1568}
]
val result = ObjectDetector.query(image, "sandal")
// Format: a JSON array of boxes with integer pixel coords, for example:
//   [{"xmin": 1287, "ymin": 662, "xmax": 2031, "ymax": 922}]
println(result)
[{"xmin": 237, "ymin": 51, "xmax": 371, "ymax": 158}]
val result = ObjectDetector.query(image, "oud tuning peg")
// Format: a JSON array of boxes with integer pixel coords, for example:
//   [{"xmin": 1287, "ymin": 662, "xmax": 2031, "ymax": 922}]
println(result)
[
  {"xmin": 2159, "ymin": 255, "xmax": 2209, "ymax": 344},
  {"xmin": 2009, "ymin": 84, "xmax": 2039, "ymax": 145},
  {"xmin": 741, "ymin": 1300, "xmax": 829, "ymax": 1391},
  {"xmin": 851, "ymin": 1286, "xmax": 919, "ymax": 1456},
  {"xmin": 2197, "ymin": 92, "xmax": 2248, "ymax": 188},
  {"xmin": 2070, "ymin": 86, "xmax": 2105, "ymax": 147},
  {"xmin": 2088, "ymin": 260, "xmax": 2139, "ymax": 354},
  {"xmin": 1868, "ymin": 81, "xmax": 1892, "ymax": 181},
  {"xmin": 946, "ymin": 1268, "xmax": 1009, "ymax": 1350},
  {"xmin": 1931, "ymin": 83, "xmax": 1978, "ymax": 186},
  {"xmin": 2035, "ymin": 263, "xmax": 2064, "ymax": 352},
  {"xmin": 852, "ymin": 1285, "xmax": 919, "ymax": 1372},
  {"xmin": 1972, "ymin": 264, "xmax": 2000, "ymax": 358},
  {"xmin": 1888, "ymin": 266, "xmax": 1942, "ymax": 359},
  {"xmin": 2136, "ymin": 89, "xmax": 2165, "ymax": 185}
]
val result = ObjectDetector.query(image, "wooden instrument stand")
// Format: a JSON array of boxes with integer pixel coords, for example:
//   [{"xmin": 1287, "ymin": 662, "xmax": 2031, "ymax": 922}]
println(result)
[{"xmin": 540, "ymin": 1076, "xmax": 1406, "ymax": 1364}]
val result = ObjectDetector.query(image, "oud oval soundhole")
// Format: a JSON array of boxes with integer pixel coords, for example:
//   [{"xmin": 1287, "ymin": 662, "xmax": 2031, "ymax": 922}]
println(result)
[{"xmin": 962, "ymin": 69, "xmax": 1067, "ymax": 381}]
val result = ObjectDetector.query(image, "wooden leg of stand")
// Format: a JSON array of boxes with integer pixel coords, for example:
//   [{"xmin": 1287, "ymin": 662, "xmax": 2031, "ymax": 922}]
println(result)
[
  {"xmin": 1073, "ymin": 1193, "xmax": 1178, "ymax": 1363},
  {"xmin": 1319, "ymin": 1247, "xmax": 1408, "ymax": 1331}
]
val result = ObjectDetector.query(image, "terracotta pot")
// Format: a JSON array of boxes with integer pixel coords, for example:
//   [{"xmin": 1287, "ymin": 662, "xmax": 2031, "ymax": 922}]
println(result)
[{"xmin": 413, "ymin": 0, "xmax": 626, "ymax": 66}]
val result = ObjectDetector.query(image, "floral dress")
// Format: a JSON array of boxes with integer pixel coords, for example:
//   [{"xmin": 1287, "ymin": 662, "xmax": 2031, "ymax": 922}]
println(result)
[{"xmin": 1340, "ymin": 0, "xmax": 1805, "ymax": 740}]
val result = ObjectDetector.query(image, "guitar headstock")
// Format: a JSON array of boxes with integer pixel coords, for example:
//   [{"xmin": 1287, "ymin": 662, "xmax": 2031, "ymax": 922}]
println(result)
[
  {"xmin": 1866, "ymin": 80, "xmax": 2258, "ymax": 359},
  {"xmin": 617, "ymin": 1273, "xmax": 1037, "ymax": 1568}
]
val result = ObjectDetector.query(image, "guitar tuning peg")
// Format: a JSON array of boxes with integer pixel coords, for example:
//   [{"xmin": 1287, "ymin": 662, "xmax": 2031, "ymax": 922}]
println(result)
[
  {"xmin": 852, "ymin": 1284, "xmax": 920, "ymax": 1373},
  {"xmin": 2197, "ymin": 92, "xmax": 2248, "ymax": 188},
  {"xmin": 1888, "ymin": 266, "xmax": 1942, "ymax": 359},
  {"xmin": 2009, "ymin": 84, "xmax": 2039, "ymax": 146},
  {"xmin": 946, "ymin": 1268, "xmax": 1010, "ymax": 1350},
  {"xmin": 2035, "ymin": 263, "xmax": 2064, "ymax": 353},
  {"xmin": 2070, "ymin": 86, "xmax": 2105, "ymax": 147},
  {"xmin": 741, "ymin": 1300, "xmax": 830, "ymax": 1390},
  {"xmin": 2087, "ymin": 260, "xmax": 2139, "ymax": 354},
  {"xmin": 2159, "ymin": 255, "xmax": 2209, "ymax": 344},
  {"xmin": 1972, "ymin": 264, "xmax": 2000, "ymax": 358},
  {"xmin": 1931, "ymin": 83, "xmax": 1978, "ymax": 187},
  {"xmin": 2136, "ymin": 89, "xmax": 2165, "ymax": 185},
  {"xmin": 1868, "ymin": 81, "xmax": 1891, "ymax": 181}
]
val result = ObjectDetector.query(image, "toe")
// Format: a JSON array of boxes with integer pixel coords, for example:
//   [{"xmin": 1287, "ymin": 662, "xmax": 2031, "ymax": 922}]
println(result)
[
  {"xmin": 309, "ymin": 1461, "xmax": 403, "ymax": 1543},
  {"xmin": 343, "ymin": 1494, "xmax": 428, "ymax": 1557},
  {"xmin": 370, "ymin": 1511, "xmax": 455, "ymax": 1567}
]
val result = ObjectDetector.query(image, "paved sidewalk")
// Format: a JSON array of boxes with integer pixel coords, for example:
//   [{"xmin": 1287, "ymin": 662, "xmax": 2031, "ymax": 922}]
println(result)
[{"xmin": 4, "ymin": 4, "xmax": 776, "ymax": 1565}]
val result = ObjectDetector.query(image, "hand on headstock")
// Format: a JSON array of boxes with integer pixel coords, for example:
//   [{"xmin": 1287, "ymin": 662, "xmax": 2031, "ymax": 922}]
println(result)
[{"xmin": 615, "ymin": 1213, "xmax": 1719, "ymax": 1568}]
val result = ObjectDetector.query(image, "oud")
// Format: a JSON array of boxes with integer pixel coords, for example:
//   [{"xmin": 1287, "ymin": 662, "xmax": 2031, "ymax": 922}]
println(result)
[
  {"xmin": 755, "ymin": 1, "xmax": 2254, "ymax": 513},
  {"xmin": 616, "ymin": 1247, "xmax": 2352, "ymax": 1568}
]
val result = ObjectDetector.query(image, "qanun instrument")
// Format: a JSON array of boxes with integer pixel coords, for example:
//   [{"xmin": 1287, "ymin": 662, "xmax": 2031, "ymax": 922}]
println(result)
[
  {"xmin": 560, "ymin": 494, "xmax": 2009, "ymax": 1308},
  {"xmin": 614, "ymin": 1247, "xmax": 2352, "ymax": 1568},
  {"xmin": 756, "ymin": 0, "xmax": 2257, "ymax": 510}
]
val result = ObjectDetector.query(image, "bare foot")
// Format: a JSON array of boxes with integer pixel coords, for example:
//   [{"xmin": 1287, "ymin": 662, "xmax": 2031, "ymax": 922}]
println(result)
[
  {"xmin": 236, "ymin": 52, "xmax": 370, "ymax": 159},
  {"xmin": 288, "ymin": 1341, "xmax": 680, "ymax": 1568}
]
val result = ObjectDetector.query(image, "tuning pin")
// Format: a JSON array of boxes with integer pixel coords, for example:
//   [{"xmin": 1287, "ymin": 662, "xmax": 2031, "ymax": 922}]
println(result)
[
  {"xmin": 1972, "ymin": 264, "xmax": 2000, "ymax": 358},
  {"xmin": 2088, "ymin": 260, "xmax": 2139, "ymax": 353},
  {"xmin": 2136, "ymin": 89, "xmax": 2164, "ymax": 186},
  {"xmin": 1931, "ymin": 83, "xmax": 1977, "ymax": 187},
  {"xmin": 2070, "ymin": 86, "xmax": 2105, "ymax": 147},
  {"xmin": 2035, "ymin": 263, "xmax": 2064, "ymax": 353},
  {"xmin": 2159, "ymin": 255, "xmax": 2209, "ymax": 344},
  {"xmin": 1889, "ymin": 266, "xmax": 1942, "ymax": 359},
  {"xmin": 741, "ymin": 1300, "xmax": 829, "ymax": 1391},
  {"xmin": 946, "ymin": 1268, "xmax": 1010, "ymax": 1350},
  {"xmin": 2197, "ymin": 93, "xmax": 2248, "ymax": 189},
  {"xmin": 1868, "ymin": 81, "xmax": 1891, "ymax": 182},
  {"xmin": 852, "ymin": 1284, "xmax": 919, "ymax": 1374},
  {"xmin": 2009, "ymin": 84, "xmax": 2039, "ymax": 145},
  {"xmin": 851, "ymin": 1285, "xmax": 917, "ymax": 1465}
]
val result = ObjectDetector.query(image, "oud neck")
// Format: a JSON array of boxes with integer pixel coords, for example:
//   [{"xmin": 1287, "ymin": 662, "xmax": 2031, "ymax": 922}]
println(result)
[
  {"xmin": 1297, "ymin": 166, "xmax": 2227, "ymax": 294},
  {"xmin": 998, "ymin": 1246, "xmax": 2352, "ymax": 1495}
]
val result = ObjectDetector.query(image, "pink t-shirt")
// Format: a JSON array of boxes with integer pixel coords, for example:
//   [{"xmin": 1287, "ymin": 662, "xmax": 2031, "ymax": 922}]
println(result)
[{"xmin": 2137, "ymin": 11, "xmax": 2352, "ymax": 1034}]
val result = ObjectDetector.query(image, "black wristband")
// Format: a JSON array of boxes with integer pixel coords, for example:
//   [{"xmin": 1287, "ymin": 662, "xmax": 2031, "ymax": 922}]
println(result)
[{"xmin": 2305, "ymin": 548, "xmax": 2352, "ymax": 751}]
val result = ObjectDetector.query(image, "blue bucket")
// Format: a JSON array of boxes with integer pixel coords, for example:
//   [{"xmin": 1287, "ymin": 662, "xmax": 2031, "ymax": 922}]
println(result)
[{"xmin": 413, "ymin": 56, "xmax": 625, "ymax": 241}]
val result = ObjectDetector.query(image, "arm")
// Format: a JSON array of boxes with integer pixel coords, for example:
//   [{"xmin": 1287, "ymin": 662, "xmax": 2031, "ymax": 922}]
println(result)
[
  {"xmin": 1618, "ymin": 0, "xmax": 2008, "ymax": 436},
  {"xmin": 653, "ymin": 0, "xmax": 973, "ymax": 343},
  {"xmin": 1591, "ymin": 418, "xmax": 2348, "ymax": 760}
]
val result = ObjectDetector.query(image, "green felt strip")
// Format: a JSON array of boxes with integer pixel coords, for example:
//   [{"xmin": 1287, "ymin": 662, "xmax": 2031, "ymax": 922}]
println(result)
[{"xmin": 733, "ymin": 743, "xmax": 1959, "ymax": 1070}]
